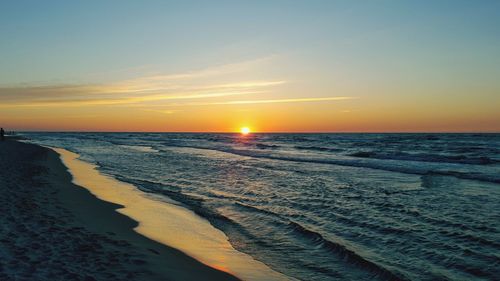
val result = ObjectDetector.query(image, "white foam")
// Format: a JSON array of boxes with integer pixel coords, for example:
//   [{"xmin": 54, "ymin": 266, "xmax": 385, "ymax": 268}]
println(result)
[{"xmin": 119, "ymin": 145, "xmax": 159, "ymax": 153}]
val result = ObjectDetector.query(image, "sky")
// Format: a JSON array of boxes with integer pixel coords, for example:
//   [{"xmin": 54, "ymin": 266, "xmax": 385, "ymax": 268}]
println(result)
[{"xmin": 0, "ymin": 0, "xmax": 499, "ymax": 132}]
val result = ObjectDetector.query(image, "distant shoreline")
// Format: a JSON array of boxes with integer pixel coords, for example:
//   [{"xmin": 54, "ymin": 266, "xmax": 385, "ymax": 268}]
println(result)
[{"xmin": 11, "ymin": 131, "xmax": 500, "ymax": 134}]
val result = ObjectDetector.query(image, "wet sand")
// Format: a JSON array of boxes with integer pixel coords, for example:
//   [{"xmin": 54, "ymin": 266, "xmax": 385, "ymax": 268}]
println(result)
[{"xmin": 0, "ymin": 138, "xmax": 239, "ymax": 281}]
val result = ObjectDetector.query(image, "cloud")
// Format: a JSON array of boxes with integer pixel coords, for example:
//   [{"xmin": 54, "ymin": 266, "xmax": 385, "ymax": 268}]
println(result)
[
  {"xmin": 142, "ymin": 109, "xmax": 179, "ymax": 115},
  {"xmin": 0, "ymin": 57, "xmax": 356, "ymax": 112},
  {"xmin": 0, "ymin": 58, "xmax": 286, "ymax": 108},
  {"xmin": 1, "ymin": 90, "xmax": 270, "ymax": 108},
  {"xmin": 140, "ymin": 96, "xmax": 357, "ymax": 110},
  {"xmin": 197, "ymin": 96, "xmax": 357, "ymax": 106},
  {"xmin": 0, "ymin": 81, "xmax": 282, "ymax": 107}
]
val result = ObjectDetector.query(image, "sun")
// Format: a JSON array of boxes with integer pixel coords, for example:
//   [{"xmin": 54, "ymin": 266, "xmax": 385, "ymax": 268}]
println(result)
[{"xmin": 240, "ymin": 127, "xmax": 251, "ymax": 135}]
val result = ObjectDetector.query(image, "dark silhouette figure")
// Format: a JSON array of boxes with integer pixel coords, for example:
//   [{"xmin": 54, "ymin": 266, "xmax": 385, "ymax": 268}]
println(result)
[{"xmin": 0, "ymin": 128, "xmax": 4, "ymax": 141}]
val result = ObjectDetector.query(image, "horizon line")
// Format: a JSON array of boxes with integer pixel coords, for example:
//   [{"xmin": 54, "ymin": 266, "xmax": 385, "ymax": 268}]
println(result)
[{"xmin": 10, "ymin": 130, "xmax": 500, "ymax": 134}]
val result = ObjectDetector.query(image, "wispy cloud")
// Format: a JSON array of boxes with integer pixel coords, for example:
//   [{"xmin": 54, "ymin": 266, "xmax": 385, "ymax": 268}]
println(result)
[
  {"xmin": 82, "ymin": 57, "xmax": 279, "ymax": 95},
  {"xmin": 0, "ymin": 90, "xmax": 268, "ymax": 108},
  {"xmin": 203, "ymin": 96, "xmax": 357, "ymax": 105},
  {"xmin": 142, "ymin": 109, "xmax": 179, "ymax": 115},
  {"xmin": 0, "ymin": 58, "xmax": 287, "ymax": 108},
  {"xmin": 142, "ymin": 96, "xmax": 357, "ymax": 109},
  {"xmin": 0, "ymin": 57, "xmax": 356, "ymax": 111}
]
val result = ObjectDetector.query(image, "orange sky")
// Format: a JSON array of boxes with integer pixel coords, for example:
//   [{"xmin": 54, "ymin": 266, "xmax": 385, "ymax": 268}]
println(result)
[
  {"xmin": 1, "ymin": 63, "xmax": 498, "ymax": 133},
  {"xmin": 2, "ymin": 93, "xmax": 498, "ymax": 132}
]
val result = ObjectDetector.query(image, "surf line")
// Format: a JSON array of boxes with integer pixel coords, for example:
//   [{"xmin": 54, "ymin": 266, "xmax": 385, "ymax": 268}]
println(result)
[{"xmin": 52, "ymin": 147, "xmax": 289, "ymax": 281}]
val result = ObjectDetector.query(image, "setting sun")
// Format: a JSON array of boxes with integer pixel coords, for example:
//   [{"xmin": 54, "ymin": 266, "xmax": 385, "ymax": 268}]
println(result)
[{"xmin": 240, "ymin": 127, "xmax": 251, "ymax": 135}]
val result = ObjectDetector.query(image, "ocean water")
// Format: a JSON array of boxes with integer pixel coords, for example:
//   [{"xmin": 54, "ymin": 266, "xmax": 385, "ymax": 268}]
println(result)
[{"xmin": 25, "ymin": 133, "xmax": 500, "ymax": 280}]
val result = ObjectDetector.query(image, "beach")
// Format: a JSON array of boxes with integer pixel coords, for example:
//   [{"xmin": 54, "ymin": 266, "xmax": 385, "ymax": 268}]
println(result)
[
  {"xmin": 0, "ymin": 138, "xmax": 240, "ymax": 281},
  {"xmin": 1, "ymin": 132, "xmax": 499, "ymax": 280}
]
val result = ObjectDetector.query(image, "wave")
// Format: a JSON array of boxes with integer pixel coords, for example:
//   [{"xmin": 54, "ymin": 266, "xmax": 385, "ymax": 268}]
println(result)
[
  {"xmin": 117, "ymin": 177, "xmax": 236, "ymax": 225},
  {"xmin": 349, "ymin": 151, "xmax": 499, "ymax": 165},
  {"xmin": 437, "ymin": 229, "xmax": 500, "ymax": 250},
  {"xmin": 159, "ymin": 143, "xmax": 500, "ymax": 183},
  {"xmin": 256, "ymin": 143, "xmax": 281, "ymax": 149},
  {"xmin": 113, "ymin": 174, "xmax": 406, "ymax": 280},
  {"xmin": 295, "ymin": 145, "xmax": 343, "ymax": 152},
  {"xmin": 286, "ymin": 221, "xmax": 405, "ymax": 280},
  {"xmin": 119, "ymin": 145, "xmax": 159, "ymax": 153},
  {"xmin": 233, "ymin": 201, "xmax": 283, "ymax": 218},
  {"xmin": 161, "ymin": 144, "xmax": 500, "ymax": 184}
]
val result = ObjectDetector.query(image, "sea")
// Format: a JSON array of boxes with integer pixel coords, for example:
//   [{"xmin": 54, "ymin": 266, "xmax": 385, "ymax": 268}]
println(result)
[{"xmin": 24, "ymin": 133, "xmax": 500, "ymax": 281}]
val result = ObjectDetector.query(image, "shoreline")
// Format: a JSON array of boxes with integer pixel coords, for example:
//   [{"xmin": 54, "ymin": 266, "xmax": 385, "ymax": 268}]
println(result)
[
  {"xmin": 0, "ymin": 139, "xmax": 240, "ymax": 280},
  {"xmin": 51, "ymin": 147, "xmax": 288, "ymax": 281}
]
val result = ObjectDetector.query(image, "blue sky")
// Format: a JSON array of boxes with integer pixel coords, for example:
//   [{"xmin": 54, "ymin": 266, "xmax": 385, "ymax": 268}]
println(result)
[{"xmin": 2, "ymin": 0, "xmax": 498, "ymax": 84}]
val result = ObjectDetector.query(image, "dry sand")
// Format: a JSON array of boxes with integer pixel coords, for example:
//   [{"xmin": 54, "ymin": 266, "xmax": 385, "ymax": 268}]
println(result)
[{"xmin": 0, "ymin": 138, "xmax": 239, "ymax": 281}]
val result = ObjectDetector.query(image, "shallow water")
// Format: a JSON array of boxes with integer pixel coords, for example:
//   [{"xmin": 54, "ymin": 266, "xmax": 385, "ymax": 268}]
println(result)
[{"xmin": 26, "ymin": 133, "xmax": 500, "ymax": 280}]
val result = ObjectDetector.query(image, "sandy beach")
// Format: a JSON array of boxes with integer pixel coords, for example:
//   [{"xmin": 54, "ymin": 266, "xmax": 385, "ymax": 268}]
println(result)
[{"xmin": 0, "ymin": 138, "xmax": 239, "ymax": 281}]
